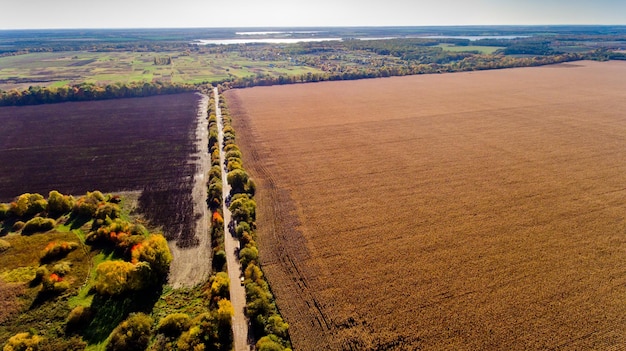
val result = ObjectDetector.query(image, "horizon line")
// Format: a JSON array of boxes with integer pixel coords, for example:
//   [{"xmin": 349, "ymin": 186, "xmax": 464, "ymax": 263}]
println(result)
[{"xmin": 2, "ymin": 24, "xmax": 626, "ymax": 31}]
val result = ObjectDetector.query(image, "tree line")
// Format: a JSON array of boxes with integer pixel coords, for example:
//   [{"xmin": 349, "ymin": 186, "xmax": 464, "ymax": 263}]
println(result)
[{"xmin": 0, "ymin": 81, "xmax": 197, "ymax": 106}]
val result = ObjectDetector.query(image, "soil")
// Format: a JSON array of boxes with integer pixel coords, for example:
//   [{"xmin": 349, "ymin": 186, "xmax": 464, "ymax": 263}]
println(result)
[
  {"xmin": 0, "ymin": 93, "xmax": 210, "ymax": 287},
  {"xmin": 225, "ymin": 61, "xmax": 626, "ymax": 350},
  {"xmin": 167, "ymin": 93, "xmax": 212, "ymax": 288}
]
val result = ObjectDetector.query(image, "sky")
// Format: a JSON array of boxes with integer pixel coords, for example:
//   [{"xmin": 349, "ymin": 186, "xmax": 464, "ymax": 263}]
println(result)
[{"xmin": 1, "ymin": 0, "xmax": 625, "ymax": 29}]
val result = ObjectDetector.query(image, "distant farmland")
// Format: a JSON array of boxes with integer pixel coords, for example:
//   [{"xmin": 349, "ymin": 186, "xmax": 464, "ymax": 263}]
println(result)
[
  {"xmin": 0, "ymin": 93, "xmax": 201, "ymax": 246},
  {"xmin": 226, "ymin": 61, "xmax": 626, "ymax": 350}
]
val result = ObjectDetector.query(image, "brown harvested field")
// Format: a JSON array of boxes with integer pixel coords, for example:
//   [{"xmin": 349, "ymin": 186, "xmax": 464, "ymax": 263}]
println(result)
[{"xmin": 225, "ymin": 61, "xmax": 626, "ymax": 350}]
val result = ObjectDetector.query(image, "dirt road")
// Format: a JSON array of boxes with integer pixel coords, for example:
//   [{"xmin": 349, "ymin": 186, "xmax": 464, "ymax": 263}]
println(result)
[
  {"xmin": 167, "ymin": 93, "xmax": 212, "ymax": 288},
  {"xmin": 215, "ymin": 87, "xmax": 250, "ymax": 350}
]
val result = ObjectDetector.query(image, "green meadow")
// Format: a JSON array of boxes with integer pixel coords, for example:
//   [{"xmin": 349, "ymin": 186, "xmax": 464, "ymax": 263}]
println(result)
[
  {"xmin": 436, "ymin": 43, "xmax": 504, "ymax": 54},
  {"xmin": 0, "ymin": 51, "xmax": 323, "ymax": 90}
]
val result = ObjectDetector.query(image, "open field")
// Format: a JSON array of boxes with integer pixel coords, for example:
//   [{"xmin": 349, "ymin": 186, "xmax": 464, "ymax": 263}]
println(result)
[
  {"xmin": 435, "ymin": 43, "xmax": 504, "ymax": 54},
  {"xmin": 225, "ymin": 61, "xmax": 626, "ymax": 350},
  {"xmin": 0, "ymin": 51, "xmax": 322, "ymax": 90},
  {"xmin": 0, "ymin": 93, "xmax": 201, "ymax": 247}
]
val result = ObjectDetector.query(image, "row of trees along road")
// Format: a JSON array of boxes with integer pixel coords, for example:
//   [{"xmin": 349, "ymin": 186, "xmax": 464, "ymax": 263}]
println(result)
[{"xmin": 219, "ymin": 95, "xmax": 293, "ymax": 351}]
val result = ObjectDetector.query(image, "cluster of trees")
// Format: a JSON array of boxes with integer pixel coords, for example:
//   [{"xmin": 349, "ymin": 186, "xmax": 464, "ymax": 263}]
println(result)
[
  {"xmin": 149, "ymin": 296, "xmax": 234, "ymax": 351},
  {"xmin": 153, "ymin": 56, "xmax": 172, "ymax": 65},
  {"xmin": 0, "ymin": 190, "xmax": 173, "ymax": 296},
  {"xmin": 220, "ymin": 51, "xmax": 587, "ymax": 89},
  {"xmin": 0, "ymin": 190, "xmax": 179, "ymax": 350},
  {"xmin": 0, "ymin": 191, "xmax": 72, "ymax": 234},
  {"xmin": 219, "ymin": 97, "xmax": 291, "ymax": 351},
  {"xmin": 207, "ymin": 94, "xmax": 227, "ymax": 272},
  {"xmin": 0, "ymin": 81, "xmax": 196, "ymax": 106},
  {"xmin": 104, "ymin": 304, "xmax": 233, "ymax": 351}
]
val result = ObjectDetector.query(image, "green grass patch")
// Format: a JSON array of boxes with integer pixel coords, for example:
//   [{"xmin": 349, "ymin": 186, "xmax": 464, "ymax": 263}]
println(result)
[
  {"xmin": 436, "ymin": 43, "xmax": 503, "ymax": 54},
  {"xmin": 151, "ymin": 283, "xmax": 210, "ymax": 322},
  {"xmin": 0, "ymin": 49, "xmax": 325, "ymax": 90},
  {"xmin": 50, "ymin": 80, "xmax": 71, "ymax": 87},
  {"xmin": 0, "ymin": 231, "xmax": 92, "ymax": 346}
]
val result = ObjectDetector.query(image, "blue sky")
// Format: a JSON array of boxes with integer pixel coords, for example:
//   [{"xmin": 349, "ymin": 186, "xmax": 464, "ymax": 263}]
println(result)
[{"xmin": 2, "ymin": 0, "xmax": 625, "ymax": 29}]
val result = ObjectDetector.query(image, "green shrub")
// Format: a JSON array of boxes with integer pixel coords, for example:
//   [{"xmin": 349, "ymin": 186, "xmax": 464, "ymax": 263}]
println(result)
[
  {"xmin": 106, "ymin": 313, "xmax": 153, "ymax": 351},
  {"xmin": 3, "ymin": 332, "xmax": 44, "ymax": 351},
  {"xmin": 209, "ymin": 272, "xmax": 230, "ymax": 300},
  {"xmin": 0, "ymin": 203, "xmax": 9, "ymax": 220},
  {"xmin": 47, "ymin": 190, "xmax": 74, "ymax": 217},
  {"xmin": 94, "ymin": 260, "xmax": 150, "ymax": 295},
  {"xmin": 225, "ymin": 150, "xmax": 243, "ymax": 160},
  {"xmin": 235, "ymin": 222, "xmax": 251, "ymax": 237},
  {"xmin": 226, "ymin": 159, "xmax": 243, "ymax": 171},
  {"xmin": 22, "ymin": 217, "xmax": 56, "ymax": 235},
  {"xmin": 239, "ymin": 246, "xmax": 259, "ymax": 269},
  {"xmin": 10, "ymin": 193, "xmax": 47, "ymax": 218},
  {"xmin": 51, "ymin": 261, "xmax": 71, "ymax": 276},
  {"xmin": 41, "ymin": 271, "xmax": 70, "ymax": 294},
  {"xmin": 156, "ymin": 313, "xmax": 191, "ymax": 336},
  {"xmin": 95, "ymin": 202, "xmax": 121, "ymax": 220},
  {"xmin": 177, "ymin": 313, "xmax": 228, "ymax": 351},
  {"xmin": 209, "ymin": 165, "xmax": 222, "ymax": 179},
  {"xmin": 246, "ymin": 178, "xmax": 257, "ymax": 196},
  {"xmin": 265, "ymin": 315, "xmax": 289, "ymax": 340},
  {"xmin": 40, "ymin": 241, "xmax": 78, "ymax": 262},
  {"xmin": 131, "ymin": 234, "xmax": 172, "ymax": 277},
  {"xmin": 256, "ymin": 334, "xmax": 288, "ymax": 351},
  {"xmin": 33, "ymin": 266, "xmax": 49, "ymax": 284},
  {"xmin": 222, "ymin": 125, "xmax": 235, "ymax": 136},
  {"xmin": 66, "ymin": 305, "xmax": 93, "ymax": 332},
  {"xmin": 223, "ymin": 144, "xmax": 239, "ymax": 152},
  {"xmin": 73, "ymin": 191, "xmax": 105, "ymax": 217},
  {"xmin": 228, "ymin": 194, "xmax": 256, "ymax": 224}
]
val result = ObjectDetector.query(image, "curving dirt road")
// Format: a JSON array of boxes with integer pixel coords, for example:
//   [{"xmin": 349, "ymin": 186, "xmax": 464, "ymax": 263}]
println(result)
[
  {"xmin": 167, "ymin": 93, "xmax": 212, "ymax": 288},
  {"xmin": 215, "ymin": 87, "xmax": 251, "ymax": 351}
]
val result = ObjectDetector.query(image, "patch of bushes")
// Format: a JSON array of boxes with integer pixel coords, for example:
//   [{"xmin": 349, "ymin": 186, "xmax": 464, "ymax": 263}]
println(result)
[
  {"xmin": 93, "ymin": 233, "xmax": 171, "ymax": 295},
  {"xmin": 3, "ymin": 332, "xmax": 44, "ymax": 351},
  {"xmin": 156, "ymin": 313, "xmax": 191, "ymax": 337},
  {"xmin": 94, "ymin": 260, "xmax": 151, "ymax": 295},
  {"xmin": 66, "ymin": 305, "xmax": 94, "ymax": 332},
  {"xmin": 106, "ymin": 313, "xmax": 153, "ymax": 351},
  {"xmin": 73, "ymin": 191, "xmax": 106, "ymax": 217},
  {"xmin": 22, "ymin": 217, "xmax": 56, "ymax": 235},
  {"xmin": 10, "ymin": 193, "xmax": 47, "ymax": 218},
  {"xmin": 47, "ymin": 190, "xmax": 74, "ymax": 217},
  {"xmin": 0, "ymin": 203, "xmax": 9, "ymax": 220},
  {"xmin": 40, "ymin": 241, "xmax": 79, "ymax": 262},
  {"xmin": 35, "ymin": 265, "xmax": 71, "ymax": 294}
]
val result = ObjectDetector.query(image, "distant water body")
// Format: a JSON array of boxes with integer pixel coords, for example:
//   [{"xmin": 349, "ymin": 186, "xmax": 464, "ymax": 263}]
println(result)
[
  {"xmin": 195, "ymin": 38, "xmax": 342, "ymax": 45},
  {"xmin": 418, "ymin": 35, "xmax": 530, "ymax": 41},
  {"xmin": 194, "ymin": 34, "xmax": 530, "ymax": 45}
]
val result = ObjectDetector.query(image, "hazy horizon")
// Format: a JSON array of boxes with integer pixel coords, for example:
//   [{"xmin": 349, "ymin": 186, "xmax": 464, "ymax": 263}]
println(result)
[{"xmin": 2, "ymin": 0, "xmax": 625, "ymax": 30}]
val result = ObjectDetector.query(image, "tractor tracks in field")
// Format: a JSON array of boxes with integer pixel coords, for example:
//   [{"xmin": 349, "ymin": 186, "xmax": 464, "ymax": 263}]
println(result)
[
  {"xmin": 228, "ymin": 96, "xmax": 334, "ymax": 349},
  {"xmin": 167, "ymin": 93, "xmax": 212, "ymax": 288}
]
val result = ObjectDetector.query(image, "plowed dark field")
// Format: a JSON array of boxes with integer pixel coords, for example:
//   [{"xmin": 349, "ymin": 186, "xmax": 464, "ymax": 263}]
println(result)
[
  {"xmin": 0, "ymin": 93, "xmax": 201, "ymax": 245},
  {"xmin": 225, "ymin": 61, "xmax": 626, "ymax": 350}
]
